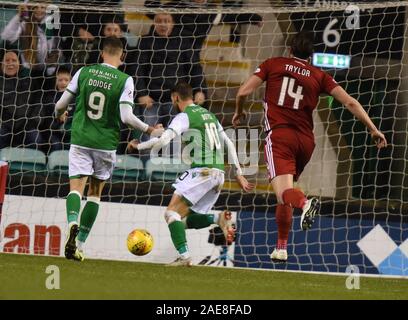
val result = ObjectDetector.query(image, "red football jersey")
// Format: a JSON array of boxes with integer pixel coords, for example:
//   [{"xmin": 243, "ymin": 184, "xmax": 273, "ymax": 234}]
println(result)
[{"xmin": 254, "ymin": 56, "xmax": 339, "ymax": 139}]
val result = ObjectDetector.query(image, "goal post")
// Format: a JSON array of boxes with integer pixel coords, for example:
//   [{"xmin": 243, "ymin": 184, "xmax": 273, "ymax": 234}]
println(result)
[
  {"xmin": 0, "ymin": 161, "xmax": 8, "ymax": 230},
  {"xmin": 0, "ymin": 0, "xmax": 407, "ymax": 275}
]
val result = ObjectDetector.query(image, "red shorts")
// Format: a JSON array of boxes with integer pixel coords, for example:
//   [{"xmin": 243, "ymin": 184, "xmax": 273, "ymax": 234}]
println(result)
[{"xmin": 264, "ymin": 127, "xmax": 315, "ymax": 181}]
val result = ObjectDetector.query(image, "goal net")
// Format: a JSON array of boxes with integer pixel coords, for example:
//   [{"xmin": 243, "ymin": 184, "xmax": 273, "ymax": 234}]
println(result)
[{"xmin": 0, "ymin": 0, "xmax": 407, "ymax": 275}]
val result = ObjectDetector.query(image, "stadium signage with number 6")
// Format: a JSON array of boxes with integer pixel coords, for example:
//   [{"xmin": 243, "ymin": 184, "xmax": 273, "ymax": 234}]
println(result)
[{"xmin": 322, "ymin": 4, "xmax": 361, "ymax": 47}]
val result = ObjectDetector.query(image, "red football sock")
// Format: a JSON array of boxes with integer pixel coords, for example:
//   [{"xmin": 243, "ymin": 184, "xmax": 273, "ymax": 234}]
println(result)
[
  {"xmin": 282, "ymin": 188, "xmax": 307, "ymax": 209},
  {"xmin": 275, "ymin": 204, "xmax": 293, "ymax": 250}
]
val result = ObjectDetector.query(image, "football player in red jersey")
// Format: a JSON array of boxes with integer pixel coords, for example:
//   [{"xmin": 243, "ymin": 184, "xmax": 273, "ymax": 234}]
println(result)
[{"xmin": 233, "ymin": 31, "xmax": 387, "ymax": 262}]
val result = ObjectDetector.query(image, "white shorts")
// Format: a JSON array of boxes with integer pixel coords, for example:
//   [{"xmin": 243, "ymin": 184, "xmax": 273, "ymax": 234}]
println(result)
[
  {"xmin": 69, "ymin": 145, "xmax": 116, "ymax": 181},
  {"xmin": 172, "ymin": 167, "xmax": 225, "ymax": 214}
]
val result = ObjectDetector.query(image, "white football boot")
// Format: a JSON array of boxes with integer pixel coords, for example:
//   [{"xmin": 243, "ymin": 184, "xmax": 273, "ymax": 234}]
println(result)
[
  {"xmin": 270, "ymin": 248, "xmax": 288, "ymax": 263},
  {"xmin": 167, "ymin": 257, "xmax": 193, "ymax": 267},
  {"xmin": 300, "ymin": 197, "xmax": 320, "ymax": 231}
]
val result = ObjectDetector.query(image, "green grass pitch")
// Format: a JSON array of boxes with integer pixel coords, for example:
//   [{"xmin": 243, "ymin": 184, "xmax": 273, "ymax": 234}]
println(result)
[{"xmin": 0, "ymin": 253, "xmax": 407, "ymax": 300}]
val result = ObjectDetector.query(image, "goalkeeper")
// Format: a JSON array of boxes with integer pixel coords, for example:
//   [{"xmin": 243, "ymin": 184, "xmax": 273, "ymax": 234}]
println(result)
[
  {"xmin": 130, "ymin": 82, "xmax": 254, "ymax": 266},
  {"xmin": 55, "ymin": 37, "xmax": 160, "ymax": 261}
]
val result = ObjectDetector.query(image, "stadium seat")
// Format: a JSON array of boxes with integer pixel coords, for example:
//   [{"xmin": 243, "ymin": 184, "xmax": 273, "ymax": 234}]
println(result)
[
  {"xmin": 48, "ymin": 150, "xmax": 70, "ymax": 176},
  {"xmin": 145, "ymin": 157, "xmax": 190, "ymax": 181},
  {"xmin": 113, "ymin": 155, "xmax": 145, "ymax": 181},
  {"xmin": 0, "ymin": 147, "xmax": 47, "ymax": 173}
]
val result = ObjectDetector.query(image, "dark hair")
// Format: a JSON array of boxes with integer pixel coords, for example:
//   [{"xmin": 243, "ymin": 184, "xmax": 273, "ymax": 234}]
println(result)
[
  {"xmin": 56, "ymin": 65, "xmax": 71, "ymax": 75},
  {"xmin": 102, "ymin": 15, "xmax": 128, "ymax": 34},
  {"xmin": 0, "ymin": 49, "xmax": 20, "ymax": 62},
  {"xmin": 291, "ymin": 31, "xmax": 314, "ymax": 59},
  {"xmin": 102, "ymin": 36, "xmax": 123, "ymax": 55},
  {"xmin": 153, "ymin": 12, "xmax": 174, "ymax": 22},
  {"xmin": 171, "ymin": 82, "xmax": 193, "ymax": 100}
]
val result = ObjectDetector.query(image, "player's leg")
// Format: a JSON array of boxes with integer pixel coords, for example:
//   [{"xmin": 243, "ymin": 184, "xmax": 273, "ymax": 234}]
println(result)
[
  {"xmin": 66, "ymin": 146, "xmax": 94, "ymax": 227},
  {"xmin": 166, "ymin": 193, "xmax": 192, "ymax": 266},
  {"xmin": 269, "ymin": 174, "xmax": 294, "ymax": 262},
  {"xmin": 166, "ymin": 168, "xmax": 222, "ymax": 266},
  {"xmin": 67, "ymin": 177, "xmax": 87, "ymax": 226},
  {"xmin": 65, "ymin": 176, "xmax": 88, "ymax": 261},
  {"xmin": 182, "ymin": 185, "xmax": 222, "ymax": 231},
  {"xmin": 265, "ymin": 130, "xmax": 296, "ymax": 261},
  {"xmin": 267, "ymin": 129, "xmax": 319, "ymax": 230},
  {"xmin": 186, "ymin": 171, "xmax": 234, "ymax": 245},
  {"xmin": 184, "ymin": 210, "xmax": 216, "ymax": 229},
  {"xmin": 266, "ymin": 129, "xmax": 307, "ymax": 207},
  {"xmin": 66, "ymin": 154, "xmax": 90, "ymax": 226},
  {"xmin": 265, "ymin": 129, "xmax": 314, "ymax": 262},
  {"xmin": 65, "ymin": 147, "xmax": 113, "ymax": 261},
  {"xmin": 75, "ymin": 149, "xmax": 115, "ymax": 257},
  {"xmin": 186, "ymin": 210, "xmax": 235, "ymax": 245},
  {"xmin": 65, "ymin": 146, "xmax": 94, "ymax": 260},
  {"xmin": 275, "ymin": 181, "xmax": 319, "ymax": 232},
  {"xmin": 76, "ymin": 176, "xmax": 105, "ymax": 252},
  {"xmin": 295, "ymin": 133, "xmax": 320, "ymax": 230}
]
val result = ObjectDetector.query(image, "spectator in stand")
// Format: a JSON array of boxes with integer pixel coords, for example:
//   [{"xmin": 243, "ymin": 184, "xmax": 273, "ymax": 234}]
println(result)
[
  {"xmin": 135, "ymin": 12, "xmax": 207, "ymax": 158},
  {"xmin": 39, "ymin": 67, "xmax": 74, "ymax": 153},
  {"xmin": 86, "ymin": 18, "xmax": 138, "ymax": 78},
  {"xmin": 136, "ymin": 13, "xmax": 206, "ymax": 120},
  {"xmin": 0, "ymin": 50, "xmax": 42, "ymax": 150},
  {"xmin": 144, "ymin": 0, "xmax": 262, "ymax": 57},
  {"xmin": 58, "ymin": 0, "xmax": 124, "ymax": 68},
  {"xmin": 1, "ymin": 3, "xmax": 59, "ymax": 75}
]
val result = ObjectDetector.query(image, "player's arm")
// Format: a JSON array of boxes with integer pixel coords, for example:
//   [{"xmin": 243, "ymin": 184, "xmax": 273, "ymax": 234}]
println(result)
[
  {"xmin": 119, "ymin": 77, "xmax": 160, "ymax": 135},
  {"xmin": 217, "ymin": 122, "xmax": 254, "ymax": 192},
  {"xmin": 55, "ymin": 68, "xmax": 81, "ymax": 122},
  {"xmin": 135, "ymin": 113, "xmax": 189, "ymax": 151},
  {"xmin": 330, "ymin": 86, "xmax": 387, "ymax": 149},
  {"xmin": 55, "ymin": 91, "xmax": 74, "ymax": 122},
  {"xmin": 120, "ymin": 103, "xmax": 157, "ymax": 134},
  {"xmin": 234, "ymin": 75, "xmax": 263, "ymax": 127}
]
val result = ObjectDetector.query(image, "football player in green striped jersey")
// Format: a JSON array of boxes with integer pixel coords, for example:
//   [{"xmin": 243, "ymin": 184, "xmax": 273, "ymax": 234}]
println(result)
[
  {"xmin": 55, "ymin": 37, "xmax": 161, "ymax": 261},
  {"xmin": 132, "ymin": 82, "xmax": 254, "ymax": 266}
]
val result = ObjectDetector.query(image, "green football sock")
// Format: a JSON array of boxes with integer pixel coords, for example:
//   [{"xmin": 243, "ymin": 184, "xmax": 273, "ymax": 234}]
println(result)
[
  {"xmin": 186, "ymin": 214, "xmax": 215, "ymax": 229},
  {"xmin": 66, "ymin": 191, "xmax": 81, "ymax": 225},
  {"xmin": 77, "ymin": 199, "xmax": 100, "ymax": 243},
  {"xmin": 168, "ymin": 220, "xmax": 188, "ymax": 254}
]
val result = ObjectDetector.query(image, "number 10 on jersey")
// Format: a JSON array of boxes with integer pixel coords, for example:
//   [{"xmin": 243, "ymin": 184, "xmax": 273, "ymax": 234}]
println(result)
[{"xmin": 205, "ymin": 123, "xmax": 221, "ymax": 150}]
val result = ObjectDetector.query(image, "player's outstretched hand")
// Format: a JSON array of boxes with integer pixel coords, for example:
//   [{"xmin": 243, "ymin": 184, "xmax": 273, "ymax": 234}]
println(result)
[
  {"xmin": 236, "ymin": 175, "xmax": 255, "ymax": 193},
  {"xmin": 127, "ymin": 139, "xmax": 139, "ymax": 153},
  {"xmin": 148, "ymin": 123, "xmax": 164, "ymax": 137},
  {"xmin": 370, "ymin": 129, "xmax": 387, "ymax": 149},
  {"xmin": 57, "ymin": 111, "xmax": 68, "ymax": 124},
  {"xmin": 232, "ymin": 111, "xmax": 247, "ymax": 128}
]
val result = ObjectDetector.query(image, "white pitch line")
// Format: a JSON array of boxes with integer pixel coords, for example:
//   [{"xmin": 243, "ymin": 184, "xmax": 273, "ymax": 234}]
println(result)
[
  {"xmin": 2, "ymin": 252, "xmax": 407, "ymax": 280},
  {"xmin": 194, "ymin": 263, "xmax": 408, "ymax": 280}
]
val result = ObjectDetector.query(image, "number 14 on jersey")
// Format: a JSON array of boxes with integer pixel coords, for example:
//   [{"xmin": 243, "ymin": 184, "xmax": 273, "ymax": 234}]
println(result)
[{"xmin": 278, "ymin": 76, "xmax": 304, "ymax": 109}]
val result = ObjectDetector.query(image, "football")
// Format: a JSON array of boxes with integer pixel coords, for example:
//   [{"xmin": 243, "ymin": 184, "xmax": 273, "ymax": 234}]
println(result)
[{"xmin": 127, "ymin": 229, "xmax": 154, "ymax": 256}]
